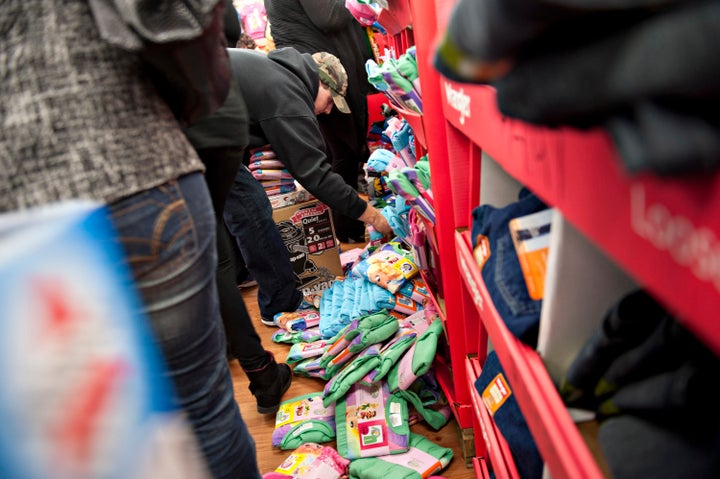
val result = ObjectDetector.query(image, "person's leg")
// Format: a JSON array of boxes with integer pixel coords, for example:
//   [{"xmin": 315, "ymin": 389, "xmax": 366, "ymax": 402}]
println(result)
[
  {"xmin": 198, "ymin": 146, "xmax": 266, "ymax": 368},
  {"xmin": 224, "ymin": 163, "xmax": 302, "ymax": 322},
  {"xmin": 215, "ymin": 216, "xmax": 292, "ymax": 413},
  {"xmin": 108, "ymin": 172, "xmax": 260, "ymax": 479},
  {"xmin": 201, "ymin": 146, "xmax": 293, "ymax": 412},
  {"xmin": 214, "ymin": 213, "xmax": 265, "ymax": 368},
  {"xmin": 232, "ymin": 238, "xmax": 254, "ymax": 286}
]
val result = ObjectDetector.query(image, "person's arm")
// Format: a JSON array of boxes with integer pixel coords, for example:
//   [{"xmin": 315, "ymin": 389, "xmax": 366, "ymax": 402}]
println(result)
[
  {"xmin": 260, "ymin": 114, "xmax": 392, "ymax": 234},
  {"xmin": 298, "ymin": 0, "xmax": 353, "ymax": 33},
  {"xmin": 358, "ymin": 202, "xmax": 392, "ymax": 235}
]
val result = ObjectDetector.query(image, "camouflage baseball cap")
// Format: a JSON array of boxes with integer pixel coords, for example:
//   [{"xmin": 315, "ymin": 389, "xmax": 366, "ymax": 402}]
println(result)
[{"xmin": 312, "ymin": 52, "xmax": 351, "ymax": 114}]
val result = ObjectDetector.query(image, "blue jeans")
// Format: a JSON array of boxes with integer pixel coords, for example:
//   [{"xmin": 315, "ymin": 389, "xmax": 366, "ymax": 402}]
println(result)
[
  {"xmin": 470, "ymin": 188, "xmax": 547, "ymax": 347},
  {"xmin": 223, "ymin": 164, "xmax": 302, "ymax": 320},
  {"xmin": 108, "ymin": 173, "xmax": 261, "ymax": 479},
  {"xmin": 476, "ymin": 352, "xmax": 543, "ymax": 479}
]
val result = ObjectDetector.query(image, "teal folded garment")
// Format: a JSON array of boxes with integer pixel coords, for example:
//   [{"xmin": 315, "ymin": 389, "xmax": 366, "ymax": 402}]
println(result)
[
  {"xmin": 414, "ymin": 157, "xmax": 431, "ymax": 191},
  {"xmin": 381, "ymin": 58, "xmax": 415, "ymax": 94},
  {"xmin": 381, "ymin": 204, "xmax": 408, "ymax": 239},
  {"xmin": 319, "ymin": 281, "xmax": 338, "ymax": 338},
  {"xmin": 395, "ymin": 387, "xmax": 449, "ymax": 431},
  {"xmin": 348, "ymin": 433, "xmax": 453, "ymax": 479},
  {"xmin": 362, "ymin": 332, "xmax": 417, "ymax": 385},
  {"xmin": 353, "ymin": 277, "xmax": 365, "ymax": 313},
  {"xmin": 388, "ymin": 319, "xmax": 445, "ymax": 392},
  {"xmin": 396, "ymin": 53, "xmax": 420, "ymax": 91},
  {"xmin": 323, "ymin": 344, "xmax": 383, "ymax": 407},
  {"xmin": 320, "ymin": 279, "xmax": 354, "ymax": 339},
  {"xmin": 367, "ymin": 148, "xmax": 397, "ymax": 174},
  {"xmin": 364, "ymin": 280, "xmax": 397, "ymax": 312},
  {"xmin": 345, "ymin": 310, "xmax": 399, "ymax": 353},
  {"xmin": 339, "ymin": 278, "xmax": 358, "ymax": 323}
]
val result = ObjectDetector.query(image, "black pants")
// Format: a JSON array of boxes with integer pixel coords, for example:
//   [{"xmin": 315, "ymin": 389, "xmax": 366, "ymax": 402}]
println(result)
[{"xmin": 200, "ymin": 146, "xmax": 267, "ymax": 371}]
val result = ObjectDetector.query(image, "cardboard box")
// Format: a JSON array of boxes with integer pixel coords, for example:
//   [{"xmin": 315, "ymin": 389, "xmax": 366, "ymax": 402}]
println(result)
[{"xmin": 272, "ymin": 199, "xmax": 343, "ymax": 296}]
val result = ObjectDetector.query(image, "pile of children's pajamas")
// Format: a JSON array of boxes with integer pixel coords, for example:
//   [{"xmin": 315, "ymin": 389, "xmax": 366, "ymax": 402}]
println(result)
[{"xmin": 263, "ymin": 237, "xmax": 455, "ymax": 478}]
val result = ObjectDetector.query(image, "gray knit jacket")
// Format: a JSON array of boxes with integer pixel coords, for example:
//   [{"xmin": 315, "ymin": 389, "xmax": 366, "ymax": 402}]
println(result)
[{"xmin": 0, "ymin": 0, "xmax": 207, "ymax": 211}]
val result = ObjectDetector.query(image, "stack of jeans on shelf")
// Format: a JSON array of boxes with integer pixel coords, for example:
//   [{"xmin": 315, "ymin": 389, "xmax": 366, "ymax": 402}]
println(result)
[
  {"xmin": 470, "ymin": 187, "xmax": 548, "ymax": 347},
  {"xmin": 475, "ymin": 351, "xmax": 543, "ymax": 479}
]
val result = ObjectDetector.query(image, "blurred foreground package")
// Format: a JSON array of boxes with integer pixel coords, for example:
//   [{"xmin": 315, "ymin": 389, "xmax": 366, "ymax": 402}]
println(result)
[{"xmin": 0, "ymin": 202, "xmax": 210, "ymax": 479}]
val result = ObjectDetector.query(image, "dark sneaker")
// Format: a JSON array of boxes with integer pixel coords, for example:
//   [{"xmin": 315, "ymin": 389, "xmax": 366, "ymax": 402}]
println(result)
[
  {"xmin": 260, "ymin": 316, "xmax": 276, "ymax": 327},
  {"xmin": 261, "ymin": 295, "xmax": 315, "ymax": 327},
  {"xmin": 238, "ymin": 275, "xmax": 258, "ymax": 289},
  {"xmin": 246, "ymin": 357, "xmax": 292, "ymax": 414}
]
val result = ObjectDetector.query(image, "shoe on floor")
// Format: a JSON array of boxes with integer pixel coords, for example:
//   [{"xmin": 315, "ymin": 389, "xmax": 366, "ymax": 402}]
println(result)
[
  {"xmin": 245, "ymin": 352, "xmax": 292, "ymax": 414},
  {"xmin": 238, "ymin": 274, "xmax": 258, "ymax": 289},
  {"xmin": 260, "ymin": 316, "xmax": 276, "ymax": 327},
  {"xmin": 260, "ymin": 295, "xmax": 316, "ymax": 327}
]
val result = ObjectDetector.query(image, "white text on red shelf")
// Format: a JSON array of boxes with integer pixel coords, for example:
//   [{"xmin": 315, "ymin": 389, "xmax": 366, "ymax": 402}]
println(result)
[
  {"xmin": 460, "ymin": 255, "xmax": 484, "ymax": 310},
  {"xmin": 631, "ymin": 183, "xmax": 720, "ymax": 291},
  {"xmin": 444, "ymin": 81, "xmax": 471, "ymax": 125}
]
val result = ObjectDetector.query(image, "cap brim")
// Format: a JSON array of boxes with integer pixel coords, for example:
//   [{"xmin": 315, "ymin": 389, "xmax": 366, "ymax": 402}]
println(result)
[{"xmin": 332, "ymin": 92, "xmax": 351, "ymax": 114}]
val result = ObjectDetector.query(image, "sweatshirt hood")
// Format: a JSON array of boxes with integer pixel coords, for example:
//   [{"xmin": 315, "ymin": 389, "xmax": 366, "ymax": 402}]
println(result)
[{"xmin": 267, "ymin": 47, "xmax": 319, "ymax": 100}]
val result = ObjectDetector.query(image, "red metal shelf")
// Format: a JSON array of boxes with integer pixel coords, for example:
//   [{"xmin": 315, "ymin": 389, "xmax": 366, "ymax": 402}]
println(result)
[
  {"xmin": 377, "ymin": 0, "xmax": 413, "ymax": 36},
  {"xmin": 396, "ymin": 107, "xmax": 427, "ymax": 151},
  {"xmin": 440, "ymin": 80, "xmax": 720, "ymax": 357},
  {"xmin": 456, "ymin": 230, "xmax": 604, "ymax": 479}
]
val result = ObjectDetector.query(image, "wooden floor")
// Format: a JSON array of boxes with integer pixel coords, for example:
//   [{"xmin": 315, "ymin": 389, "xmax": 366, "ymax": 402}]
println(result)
[{"xmin": 233, "ymin": 264, "xmax": 476, "ymax": 477}]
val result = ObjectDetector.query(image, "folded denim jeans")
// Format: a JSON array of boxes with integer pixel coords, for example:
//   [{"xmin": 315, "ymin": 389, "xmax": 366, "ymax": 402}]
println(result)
[
  {"xmin": 475, "ymin": 352, "xmax": 543, "ymax": 479},
  {"xmin": 470, "ymin": 188, "xmax": 547, "ymax": 346}
]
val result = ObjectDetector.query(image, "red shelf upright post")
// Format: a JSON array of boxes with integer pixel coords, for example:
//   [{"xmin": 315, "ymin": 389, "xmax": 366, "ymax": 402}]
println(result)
[{"xmin": 406, "ymin": 0, "xmax": 473, "ymax": 429}]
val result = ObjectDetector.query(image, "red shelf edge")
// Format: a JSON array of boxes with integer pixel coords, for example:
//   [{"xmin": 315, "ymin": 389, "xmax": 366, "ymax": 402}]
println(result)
[
  {"xmin": 473, "ymin": 457, "xmax": 492, "ymax": 479},
  {"xmin": 397, "ymin": 107, "xmax": 428, "ymax": 151},
  {"xmin": 456, "ymin": 231, "xmax": 604, "ymax": 479},
  {"xmin": 377, "ymin": 0, "xmax": 413, "ymax": 36}
]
